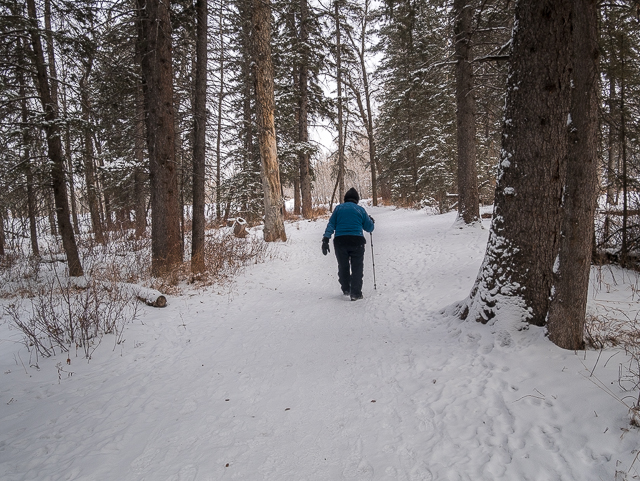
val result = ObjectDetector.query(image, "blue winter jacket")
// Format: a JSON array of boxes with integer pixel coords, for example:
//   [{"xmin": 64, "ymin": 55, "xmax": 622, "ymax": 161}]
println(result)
[{"xmin": 323, "ymin": 201, "xmax": 375, "ymax": 239}]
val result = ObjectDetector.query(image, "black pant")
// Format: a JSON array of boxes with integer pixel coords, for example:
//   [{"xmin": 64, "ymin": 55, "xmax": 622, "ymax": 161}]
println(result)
[{"xmin": 334, "ymin": 242, "xmax": 365, "ymax": 296}]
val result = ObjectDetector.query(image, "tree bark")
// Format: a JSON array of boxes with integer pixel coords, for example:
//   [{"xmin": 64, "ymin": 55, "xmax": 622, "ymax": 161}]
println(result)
[
  {"xmin": 453, "ymin": 0, "xmax": 479, "ymax": 225},
  {"xmin": 460, "ymin": 0, "xmax": 572, "ymax": 326},
  {"xmin": 191, "ymin": 0, "xmax": 208, "ymax": 274},
  {"xmin": 298, "ymin": 0, "xmax": 313, "ymax": 218},
  {"xmin": 136, "ymin": 0, "xmax": 183, "ymax": 276},
  {"xmin": 27, "ymin": 0, "xmax": 83, "ymax": 276},
  {"xmin": 547, "ymin": 0, "xmax": 599, "ymax": 350},
  {"xmin": 251, "ymin": 0, "xmax": 287, "ymax": 242}
]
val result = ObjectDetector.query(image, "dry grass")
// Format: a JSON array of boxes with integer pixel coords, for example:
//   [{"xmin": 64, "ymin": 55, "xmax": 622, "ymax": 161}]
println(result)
[{"xmin": 284, "ymin": 206, "xmax": 330, "ymax": 221}]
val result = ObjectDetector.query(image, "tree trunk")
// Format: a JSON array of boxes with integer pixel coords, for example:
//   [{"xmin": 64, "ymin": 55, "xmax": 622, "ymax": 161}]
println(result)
[
  {"xmin": 27, "ymin": 0, "xmax": 83, "ymax": 276},
  {"xmin": 26, "ymin": 163, "xmax": 39, "ymax": 256},
  {"xmin": 251, "ymin": 0, "xmax": 287, "ymax": 242},
  {"xmin": 240, "ymin": 0, "xmax": 255, "ymax": 216},
  {"xmin": 80, "ymin": 63, "xmax": 106, "ymax": 244},
  {"xmin": 547, "ymin": 0, "xmax": 599, "ymax": 350},
  {"xmin": 18, "ymin": 47, "xmax": 40, "ymax": 256},
  {"xmin": 215, "ymin": 3, "xmax": 225, "ymax": 222},
  {"xmin": 136, "ymin": 0, "xmax": 183, "ymax": 276},
  {"xmin": 335, "ymin": 0, "xmax": 345, "ymax": 202},
  {"xmin": 460, "ymin": 0, "xmax": 572, "ymax": 326},
  {"xmin": 619, "ymin": 34, "xmax": 628, "ymax": 268},
  {"xmin": 359, "ymin": 3, "xmax": 377, "ymax": 207},
  {"xmin": 0, "ymin": 211, "xmax": 5, "ymax": 257},
  {"xmin": 64, "ymin": 117, "xmax": 80, "ymax": 236},
  {"xmin": 46, "ymin": 188, "xmax": 57, "ymax": 236},
  {"xmin": 603, "ymin": 75, "xmax": 616, "ymax": 248},
  {"xmin": 345, "ymin": 2, "xmax": 377, "ymax": 207},
  {"xmin": 299, "ymin": 0, "xmax": 313, "ymax": 218},
  {"xmin": 134, "ymin": 84, "xmax": 147, "ymax": 238},
  {"xmin": 191, "ymin": 0, "xmax": 208, "ymax": 274},
  {"xmin": 453, "ymin": 0, "xmax": 479, "ymax": 225},
  {"xmin": 606, "ymin": 75, "xmax": 617, "ymax": 206},
  {"xmin": 44, "ymin": 0, "xmax": 58, "ymax": 113},
  {"xmin": 293, "ymin": 176, "xmax": 301, "ymax": 215}
]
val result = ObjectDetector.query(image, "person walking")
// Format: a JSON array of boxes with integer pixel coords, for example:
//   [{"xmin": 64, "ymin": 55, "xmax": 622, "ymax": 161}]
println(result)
[{"xmin": 322, "ymin": 188, "xmax": 375, "ymax": 301}]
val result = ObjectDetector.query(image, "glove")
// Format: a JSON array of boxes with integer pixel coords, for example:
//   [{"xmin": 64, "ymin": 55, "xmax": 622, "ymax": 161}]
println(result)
[
  {"xmin": 369, "ymin": 216, "xmax": 375, "ymax": 224},
  {"xmin": 322, "ymin": 237, "xmax": 330, "ymax": 256}
]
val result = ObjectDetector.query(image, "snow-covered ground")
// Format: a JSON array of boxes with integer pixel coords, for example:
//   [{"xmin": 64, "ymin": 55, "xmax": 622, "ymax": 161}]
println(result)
[{"xmin": 1, "ymin": 206, "xmax": 639, "ymax": 480}]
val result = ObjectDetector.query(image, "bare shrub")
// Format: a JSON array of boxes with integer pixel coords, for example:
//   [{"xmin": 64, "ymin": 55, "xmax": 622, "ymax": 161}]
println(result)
[
  {"xmin": 203, "ymin": 229, "xmax": 272, "ymax": 283},
  {"xmin": 4, "ymin": 275, "xmax": 139, "ymax": 361},
  {"xmin": 585, "ymin": 309, "xmax": 640, "ymax": 426}
]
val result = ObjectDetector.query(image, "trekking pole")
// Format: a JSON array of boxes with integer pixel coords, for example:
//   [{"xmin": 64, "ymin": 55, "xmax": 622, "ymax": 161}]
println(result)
[{"xmin": 370, "ymin": 232, "xmax": 377, "ymax": 290}]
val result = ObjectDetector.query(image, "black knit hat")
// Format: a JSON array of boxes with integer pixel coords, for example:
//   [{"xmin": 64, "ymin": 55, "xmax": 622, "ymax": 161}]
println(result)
[{"xmin": 344, "ymin": 187, "xmax": 360, "ymax": 204}]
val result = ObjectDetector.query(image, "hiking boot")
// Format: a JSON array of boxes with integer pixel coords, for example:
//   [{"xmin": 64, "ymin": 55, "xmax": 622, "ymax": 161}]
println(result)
[
  {"xmin": 350, "ymin": 293, "xmax": 363, "ymax": 301},
  {"xmin": 342, "ymin": 290, "xmax": 350, "ymax": 296}
]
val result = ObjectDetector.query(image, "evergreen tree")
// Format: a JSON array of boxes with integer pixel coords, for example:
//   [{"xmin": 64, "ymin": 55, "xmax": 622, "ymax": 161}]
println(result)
[
  {"xmin": 376, "ymin": 0, "xmax": 456, "ymax": 208},
  {"xmin": 597, "ymin": 1, "xmax": 640, "ymax": 263}
]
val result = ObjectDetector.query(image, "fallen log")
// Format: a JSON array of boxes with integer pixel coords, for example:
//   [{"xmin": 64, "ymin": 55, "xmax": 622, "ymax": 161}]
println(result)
[
  {"xmin": 67, "ymin": 277, "xmax": 167, "ymax": 307},
  {"xmin": 120, "ymin": 283, "xmax": 167, "ymax": 308}
]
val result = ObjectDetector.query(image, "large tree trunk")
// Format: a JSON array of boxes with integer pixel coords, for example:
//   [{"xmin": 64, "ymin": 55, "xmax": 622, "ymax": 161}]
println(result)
[
  {"xmin": 460, "ymin": 0, "xmax": 572, "ymax": 326},
  {"xmin": 27, "ymin": 0, "xmax": 83, "ymax": 276},
  {"xmin": 453, "ymin": 0, "xmax": 479, "ymax": 225},
  {"xmin": 547, "ymin": 0, "xmax": 599, "ymax": 350},
  {"xmin": 79, "ymin": 63, "xmax": 106, "ymax": 244},
  {"xmin": 136, "ymin": 0, "xmax": 183, "ymax": 276},
  {"xmin": 191, "ymin": 0, "xmax": 208, "ymax": 274},
  {"xmin": 298, "ymin": 0, "xmax": 313, "ymax": 218},
  {"xmin": 251, "ymin": 0, "xmax": 287, "ymax": 242}
]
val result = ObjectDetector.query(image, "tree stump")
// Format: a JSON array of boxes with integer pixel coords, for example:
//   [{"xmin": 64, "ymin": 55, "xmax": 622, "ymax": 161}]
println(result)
[{"xmin": 233, "ymin": 217, "xmax": 248, "ymax": 238}]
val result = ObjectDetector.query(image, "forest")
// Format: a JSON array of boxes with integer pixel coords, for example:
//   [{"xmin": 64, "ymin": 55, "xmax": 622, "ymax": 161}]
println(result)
[
  {"xmin": 3, "ymin": 1, "xmax": 640, "ymax": 479},
  {"xmin": 0, "ymin": 0, "xmax": 639, "ymax": 348}
]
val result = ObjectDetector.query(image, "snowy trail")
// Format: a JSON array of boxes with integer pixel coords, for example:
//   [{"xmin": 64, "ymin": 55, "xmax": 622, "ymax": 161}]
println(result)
[{"xmin": 1, "ymin": 207, "xmax": 639, "ymax": 480}]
